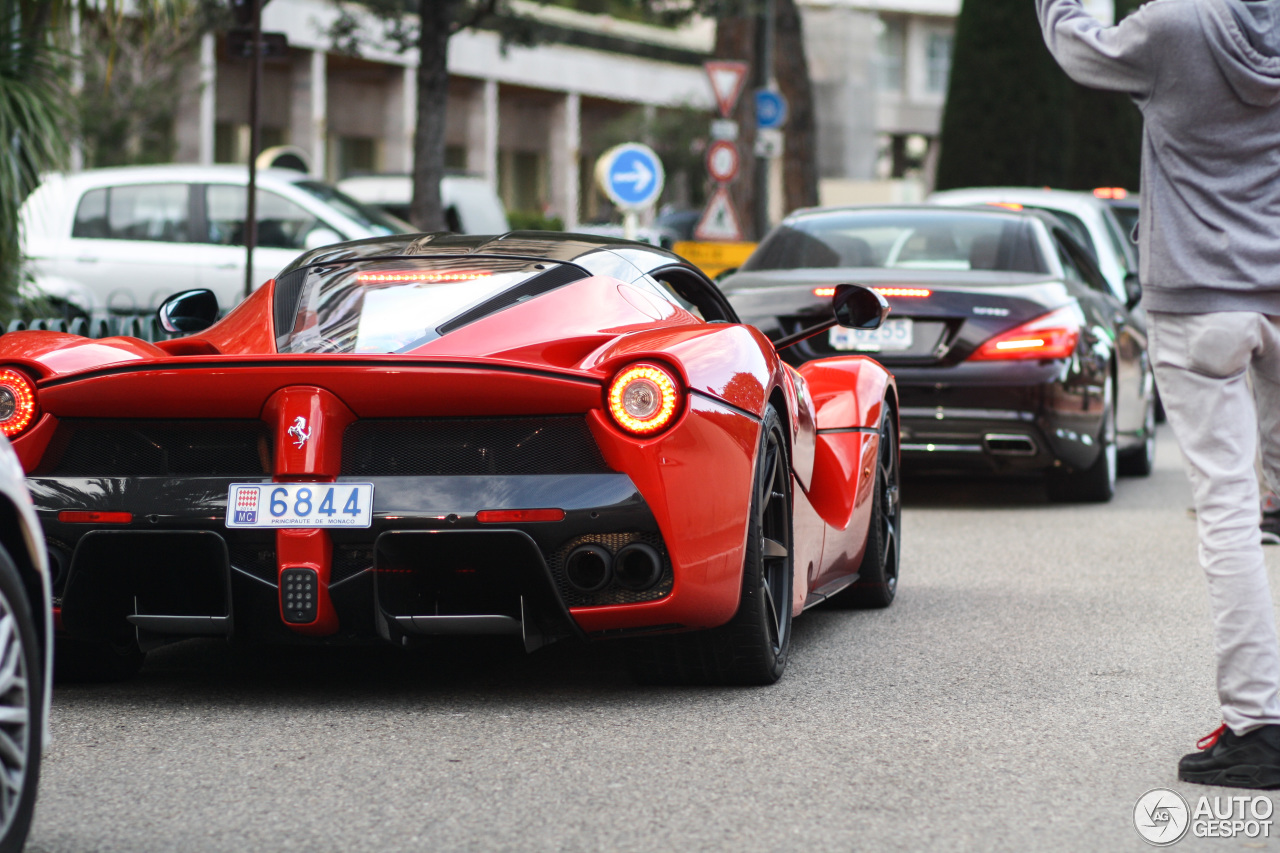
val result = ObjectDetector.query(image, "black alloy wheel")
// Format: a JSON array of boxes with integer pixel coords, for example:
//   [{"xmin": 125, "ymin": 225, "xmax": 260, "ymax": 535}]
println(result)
[
  {"xmin": 630, "ymin": 405, "xmax": 794, "ymax": 685},
  {"xmin": 830, "ymin": 401, "xmax": 900, "ymax": 609},
  {"xmin": 0, "ymin": 546, "xmax": 43, "ymax": 853},
  {"xmin": 1047, "ymin": 376, "xmax": 1117, "ymax": 503}
]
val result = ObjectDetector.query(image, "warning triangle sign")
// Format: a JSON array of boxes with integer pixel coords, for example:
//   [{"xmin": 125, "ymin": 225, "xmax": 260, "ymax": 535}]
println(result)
[
  {"xmin": 704, "ymin": 61, "xmax": 749, "ymax": 119},
  {"xmin": 694, "ymin": 186, "xmax": 745, "ymax": 242}
]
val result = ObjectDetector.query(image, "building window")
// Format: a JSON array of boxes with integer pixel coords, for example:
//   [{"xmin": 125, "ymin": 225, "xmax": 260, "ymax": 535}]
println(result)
[
  {"xmin": 877, "ymin": 17, "xmax": 906, "ymax": 94},
  {"xmin": 336, "ymin": 136, "xmax": 379, "ymax": 179},
  {"xmin": 445, "ymin": 145, "xmax": 467, "ymax": 171},
  {"xmin": 926, "ymin": 31, "xmax": 954, "ymax": 95}
]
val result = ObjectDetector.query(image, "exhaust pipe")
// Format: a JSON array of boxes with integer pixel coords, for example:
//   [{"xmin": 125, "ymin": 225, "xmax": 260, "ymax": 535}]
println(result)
[
  {"xmin": 564, "ymin": 545, "xmax": 612, "ymax": 592},
  {"xmin": 983, "ymin": 433, "xmax": 1038, "ymax": 456},
  {"xmin": 613, "ymin": 543, "xmax": 663, "ymax": 591}
]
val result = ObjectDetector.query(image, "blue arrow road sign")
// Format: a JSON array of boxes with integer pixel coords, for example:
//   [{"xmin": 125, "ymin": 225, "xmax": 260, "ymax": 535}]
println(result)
[
  {"xmin": 755, "ymin": 89, "xmax": 788, "ymax": 130},
  {"xmin": 601, "ymin": 144, "xmax": 665, "ymax": 210}
]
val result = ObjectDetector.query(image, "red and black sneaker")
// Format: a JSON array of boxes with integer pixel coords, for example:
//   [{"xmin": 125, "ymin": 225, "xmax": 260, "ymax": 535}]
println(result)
[{"xmin": 1179, "ymin": 723, "xmax": 1280, "ymax": 789}]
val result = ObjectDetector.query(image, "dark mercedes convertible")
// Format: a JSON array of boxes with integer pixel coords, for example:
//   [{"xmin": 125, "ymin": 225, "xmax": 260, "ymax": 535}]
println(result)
[{"xmin": 721, "ymin": 205, "xmax": 1157, "ymax": 502}]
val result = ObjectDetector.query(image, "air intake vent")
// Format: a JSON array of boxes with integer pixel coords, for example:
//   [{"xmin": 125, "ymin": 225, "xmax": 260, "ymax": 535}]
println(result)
[
  {"xmin": 42, "ymin": 420, "xmax": 270, "ymax": 477},
  {"xmin": 341, "ymin": 416, "xmax": 610, "ymax": 476}
]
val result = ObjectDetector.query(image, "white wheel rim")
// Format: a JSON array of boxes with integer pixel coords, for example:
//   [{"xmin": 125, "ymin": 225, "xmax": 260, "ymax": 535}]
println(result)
[{"xmin": 0, "ymin": 592, "xmax": 30, "ymax": 837}]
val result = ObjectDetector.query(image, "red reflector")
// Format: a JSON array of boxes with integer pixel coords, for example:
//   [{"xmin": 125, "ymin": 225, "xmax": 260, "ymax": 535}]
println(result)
[
  {"xmin": 476, "ymin": 509, "xmax": 565, "ymax": 523},
  {"xmin": 813, "ymin": 287, "xmax": 837, "ymax": 298},
  {"xmin": 58, "ymin": 511, "xmax": 132, "ymax": 524},
  {"xmin": 873, "ymin": 287, "xmax": 931, "ymax": 298},
  {"xmin": 357, "ymin": 271, "xmax": 492, "ymax": 283}
]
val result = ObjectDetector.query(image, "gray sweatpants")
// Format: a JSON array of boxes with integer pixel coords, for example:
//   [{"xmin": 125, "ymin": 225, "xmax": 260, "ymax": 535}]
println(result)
[{"xmin": 1149, "ymin": 311, "xmax": 1280, "ymax": 734}]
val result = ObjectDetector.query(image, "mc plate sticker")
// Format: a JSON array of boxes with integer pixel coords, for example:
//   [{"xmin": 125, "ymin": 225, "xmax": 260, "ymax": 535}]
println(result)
[{"xmin": 226, "ymin": 483, "xmax": 374, "ymax": 529}]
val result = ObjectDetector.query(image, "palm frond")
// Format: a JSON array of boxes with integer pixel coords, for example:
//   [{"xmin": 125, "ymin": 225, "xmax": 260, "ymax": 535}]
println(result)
[{"xmin": 0, "ymin": 11, "xmax": 72, "ymax": 318}]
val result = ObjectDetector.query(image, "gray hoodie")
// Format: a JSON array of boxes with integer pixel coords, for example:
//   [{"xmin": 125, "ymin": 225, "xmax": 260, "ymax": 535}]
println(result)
[{"xmin": 1038, "ymin": 0, "xmax": 1280, "ymax": 312}]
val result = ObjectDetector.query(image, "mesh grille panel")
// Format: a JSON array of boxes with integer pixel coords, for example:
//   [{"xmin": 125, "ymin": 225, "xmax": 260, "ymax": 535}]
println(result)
[
  {"xmin": 228, "ymin": 540, "xmax": 277, "ymax": 586},
  {"xmin": 547, "ymin": 532, "xmax": 673, "ymax": 607},
  {"xmin": 333, "ymin": 544, "xmax": 374, "ymax": 584},
  {"xmin": 46, "ymin": 420, "xmax": 270, "ymax": 477},
  {"xmin": 341, "ymin": 417, "xmax": 610, "ymax": 476}
]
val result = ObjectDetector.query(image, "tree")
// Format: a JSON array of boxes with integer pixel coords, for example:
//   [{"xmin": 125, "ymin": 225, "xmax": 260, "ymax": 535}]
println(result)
[
  {"xmin": 707, "ymin": 0, "xmax": 818, "ymax": 240},
  {"xmin": 328, "ymin": 1, "xmax": 544, "ymax": 232},
  {"xmin": 936, "ymin": 0, "xmax": 1143, "ymax": 191},
  {"xmin": 935, "ymin": 0, "xmax": 1070, "ymax": 189},
  {"xmin": 1060, "ymin": 0, "xmax": 1143, "ymax": 190},
  {"xmin": 2, "ymin": 0, "xmax": 72, "ymax": 317},
  {"xmin": 76, "ymin": 1, "xmax": 222, "ymax": 168}
]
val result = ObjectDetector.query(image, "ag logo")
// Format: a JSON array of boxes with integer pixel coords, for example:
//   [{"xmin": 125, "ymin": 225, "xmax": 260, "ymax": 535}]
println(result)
[{"xmin": 1134, "ymin": 788, "xmax": 1190, "ymax": 846}]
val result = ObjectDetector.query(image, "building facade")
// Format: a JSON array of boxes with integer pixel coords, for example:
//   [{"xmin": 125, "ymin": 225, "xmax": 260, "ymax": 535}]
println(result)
[{"xmin": 172, "ymin": 0, "xmax": 715, "ymax": 230}]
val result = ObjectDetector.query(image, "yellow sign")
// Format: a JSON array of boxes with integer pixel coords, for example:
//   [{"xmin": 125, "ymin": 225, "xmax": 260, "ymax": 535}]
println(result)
[{"xmin": 673, "ymin": 241, "xmax": 757, "ymax": 280}]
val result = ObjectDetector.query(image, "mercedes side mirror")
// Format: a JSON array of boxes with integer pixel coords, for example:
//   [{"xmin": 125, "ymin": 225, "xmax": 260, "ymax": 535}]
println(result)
[
  {"xmin": 774, "ymin": 284, "xmax": 889, "ymax": 350},
  {"xmin": 158, "ymin": 289, "xmax": 219, "ymax": 334}
]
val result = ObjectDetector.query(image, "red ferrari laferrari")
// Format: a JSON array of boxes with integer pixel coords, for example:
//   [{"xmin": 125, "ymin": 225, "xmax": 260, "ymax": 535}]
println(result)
[{"xmin": 1, "ymin": 232, "xmax": 899, "ymax": 685}]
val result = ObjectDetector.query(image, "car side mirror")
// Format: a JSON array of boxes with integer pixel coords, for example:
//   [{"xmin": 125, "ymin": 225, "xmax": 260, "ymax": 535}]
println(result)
[
  {"xmin": 158, "ymin": 289, "xmax": 219, "ymax": 334},
  {"xmin": 833, "ymin": 283, "xmax": 890, "ymax": 330},
  {"xmin": 1124, "ymin": 272, "xmax": 1142, "ymax": 309},
  {"xmin": 773, "ymin": 284, "xmax": 889, "ymax": 350}
]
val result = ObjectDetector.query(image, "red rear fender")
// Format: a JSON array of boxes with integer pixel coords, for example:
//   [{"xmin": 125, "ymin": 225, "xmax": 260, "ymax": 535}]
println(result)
[{"xmin": 797, "ymin": 357, "xmax": 895, "ymax": 531}]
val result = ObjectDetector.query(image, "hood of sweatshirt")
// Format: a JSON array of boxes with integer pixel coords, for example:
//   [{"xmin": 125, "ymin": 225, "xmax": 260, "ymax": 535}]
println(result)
[{"xmin": 1202, "ymin": 0, "xmax": 1280, "ymax": 105}]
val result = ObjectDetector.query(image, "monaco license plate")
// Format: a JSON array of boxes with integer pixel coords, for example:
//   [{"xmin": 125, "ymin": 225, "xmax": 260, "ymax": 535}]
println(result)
[
  {"xmin": 829, "ymin": 318, "xmax": 914, "ymax": 352},
  {"xmin": 225, "ymin": 483, "xmax": 374, "ymax": 529}
]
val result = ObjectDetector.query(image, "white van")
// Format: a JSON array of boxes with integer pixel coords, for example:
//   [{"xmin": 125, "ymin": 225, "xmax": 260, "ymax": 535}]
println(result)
[
  {"xmin": 337, "ymin": 173, "xmax": 510, "ymax": 235},
  {"xmin": 19, "ymin": 164, "xmax": 413, "ymax": 316}
]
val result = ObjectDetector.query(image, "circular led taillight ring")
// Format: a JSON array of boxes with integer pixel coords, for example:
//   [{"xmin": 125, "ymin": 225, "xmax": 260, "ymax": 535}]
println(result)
[
  {"xmin": 607, "ymin": 363, "xmax": 681, "ymax": 436},
  {"xmin": 0, "ymin": 369, "xmax": 37, "ymax": 438}
]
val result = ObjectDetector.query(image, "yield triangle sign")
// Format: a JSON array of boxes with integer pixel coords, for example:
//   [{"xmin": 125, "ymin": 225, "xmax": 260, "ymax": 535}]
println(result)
[
  {"xmin": 694, "ymin": 186, "xmax": 744, "ymax": 242},
  {"xmin": 704, "ymin": 61, "xmax": 749, "ymax": 119}
]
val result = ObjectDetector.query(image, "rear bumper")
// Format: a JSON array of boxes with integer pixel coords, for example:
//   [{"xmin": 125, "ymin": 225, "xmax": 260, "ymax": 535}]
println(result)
[
  {"xmin": 33, "ymin": 473, "xmax": 709, "ymax": 649},
  {"xmin": 893, "ymin": 360, "xmax": 1104, "ymax": 473}
]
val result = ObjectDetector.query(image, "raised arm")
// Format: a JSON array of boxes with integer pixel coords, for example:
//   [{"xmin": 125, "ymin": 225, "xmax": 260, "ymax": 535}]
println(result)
[{"xmin": 1036, "ymin": 0, "xmax": 1171, "ymax": 100}]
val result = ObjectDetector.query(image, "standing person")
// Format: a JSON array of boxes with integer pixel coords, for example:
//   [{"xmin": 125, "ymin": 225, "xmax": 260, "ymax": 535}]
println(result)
[{"xmin": 1038, "ymin": 0, "xmax": 1280, "ymax": 788}]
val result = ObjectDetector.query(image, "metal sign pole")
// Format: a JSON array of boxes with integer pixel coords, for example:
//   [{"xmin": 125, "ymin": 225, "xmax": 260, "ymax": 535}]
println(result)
[
  {"xmin": 753, "ymin": 0, "xmax": 776, "ymax": 241},
  {"xmin": 243, "ymin": 0, "xmax": 262, "ymax": 299}
]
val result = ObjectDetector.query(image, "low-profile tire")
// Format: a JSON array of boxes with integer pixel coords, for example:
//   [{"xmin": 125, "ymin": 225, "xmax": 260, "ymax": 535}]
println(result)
[
  {"xmin": 0, "ymin": 546, "xmax": 45, "ymax": 853},
  {"xmin": 54, "ymin": 633, "xmax": 145, "ymax": 683},
  {"xmin": 630, "ymin": 405, "xmax": 793, "ymax": 686},
  {"xmin": 829, "ymin": 402, "xmax": 900, "ymax": 609},
  {"xmin": 1047, "ymin": 378, "xmax": 1117, "ymax": 503},
  {"xmin": 1118, "ymin": 380, "xmax": 1156, "ymax": 477}
]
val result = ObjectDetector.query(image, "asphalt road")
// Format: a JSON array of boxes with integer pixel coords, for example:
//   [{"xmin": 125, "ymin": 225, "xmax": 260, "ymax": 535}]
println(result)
[{"xmin": 25, "ymin": 424, "xmax": 1276, "ymax": 852}]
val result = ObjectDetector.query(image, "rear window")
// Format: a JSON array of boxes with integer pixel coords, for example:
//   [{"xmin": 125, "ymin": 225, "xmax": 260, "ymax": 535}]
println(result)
[
  {"xmin": 743, "ymin": 210, "xmax": 1047, "ymax": 275},
  {"xmin": 276, "ymin": 258, "xmax": 587, "ymax": 354}
]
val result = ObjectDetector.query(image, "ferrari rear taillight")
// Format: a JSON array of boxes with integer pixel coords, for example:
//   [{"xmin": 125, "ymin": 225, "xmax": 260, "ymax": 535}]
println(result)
[
  {"xmin": 0, "ymin": 369, "xmax": 37, "ymax": 437},
  {"xmin": 969, "ymin": 305, "xmax": 1083, "ymax": 361},
  {"xmin": 607, "ymin": 363, "xmax": 681, "ymax": 436}
]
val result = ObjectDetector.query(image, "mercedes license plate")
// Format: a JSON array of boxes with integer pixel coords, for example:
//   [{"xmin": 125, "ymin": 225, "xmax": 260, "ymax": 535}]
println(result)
[
  {"xmin": 226, "ymin": 483, "xmax": 374, "ymax": 529},
  {"xmin": 829, "ymin": 318, "xmax": 914, "ymax": 352}
]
